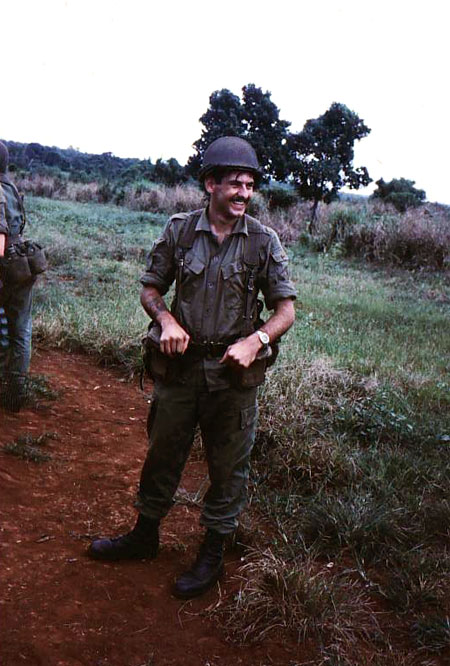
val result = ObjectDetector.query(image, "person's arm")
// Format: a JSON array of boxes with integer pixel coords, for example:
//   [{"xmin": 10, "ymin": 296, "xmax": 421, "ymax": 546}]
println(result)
[
  {"xmin": 0, "ymin": 233, "xmax": 5, "ymax": 257},
  {"xmin": 140, "ymin": 285, "xmax": 190, "ymax": 357},
  {"xmin": 221, "ymin": 297, "xmax": 295, "ymax": 369}
]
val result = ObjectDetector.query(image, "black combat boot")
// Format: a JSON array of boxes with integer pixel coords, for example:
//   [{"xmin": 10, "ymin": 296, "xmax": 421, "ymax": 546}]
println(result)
[
  {"xmin": 87, "ymin": 514, "xmax": 160, "ymax": 561},
  {"xmin": 173, "ymin": 529, "xmax": 225, "ymax": 599}
]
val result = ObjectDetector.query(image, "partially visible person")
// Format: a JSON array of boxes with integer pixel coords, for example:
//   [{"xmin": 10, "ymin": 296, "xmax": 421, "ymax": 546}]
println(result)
[{"xmin": 0, "ymin": 141, "xmax": 40, "ymax": 411}]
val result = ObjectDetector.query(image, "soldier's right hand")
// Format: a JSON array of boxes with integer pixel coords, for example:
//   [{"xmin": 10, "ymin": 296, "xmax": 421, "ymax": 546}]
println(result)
[{"xmin": 159, "ymin": 316, "xmax": 190, "ymax": 357}]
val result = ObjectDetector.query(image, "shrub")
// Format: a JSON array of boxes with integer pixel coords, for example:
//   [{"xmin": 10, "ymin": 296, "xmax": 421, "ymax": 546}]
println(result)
[
  {"xmin": 260, "ymin": 182, "xmax": 298, "ymax": 209},
  {"xmin": 372, "ymin": 178, "xmax": 426, "ymax": 212}
]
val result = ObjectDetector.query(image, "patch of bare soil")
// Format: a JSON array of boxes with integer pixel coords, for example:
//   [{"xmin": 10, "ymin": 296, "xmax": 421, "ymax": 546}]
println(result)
[{"xmin": 0, "ymin": 348, "xmax": 303, "ymax": 666}]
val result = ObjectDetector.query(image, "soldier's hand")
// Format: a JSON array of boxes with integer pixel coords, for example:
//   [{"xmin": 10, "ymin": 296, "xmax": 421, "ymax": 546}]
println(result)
[
  {"xmin": 220, "ymin": 335, "xmax": 261, "ymax": 369},
  {"xmin": 160, "ymin": 317, "xmax": 190, "ymax": 357}
]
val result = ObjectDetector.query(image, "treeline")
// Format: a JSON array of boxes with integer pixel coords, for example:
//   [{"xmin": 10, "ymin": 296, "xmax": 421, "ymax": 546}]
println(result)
[{"xmin": 2, "ymin": 140, "xmax": 187, "ymax": 187}]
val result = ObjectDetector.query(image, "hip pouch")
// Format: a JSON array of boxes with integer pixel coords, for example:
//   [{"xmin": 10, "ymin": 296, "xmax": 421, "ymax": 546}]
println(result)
[
  {"xmin": 230, "ymin": 345, "xmax": 273, "ymax": 389},
  {"xmin": 23, "ymin": 241, "xmax": 48, "ymax": 275},
  {"xmin": 142, "ymin": 322, "xmax": 171, "ymax": 383},
  {"xmin": 232, "ymin": 356, "xmax": 267, "ymax": 389},
  {"xmin": 0, "ymin": 241, "xmax": 48, "ymax": 285}
]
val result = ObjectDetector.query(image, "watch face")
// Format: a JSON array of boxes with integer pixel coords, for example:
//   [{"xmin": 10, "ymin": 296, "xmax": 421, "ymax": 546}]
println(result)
[{"xmin": 258, "ymin": 330, "xmax": 270, "ymax": 345}]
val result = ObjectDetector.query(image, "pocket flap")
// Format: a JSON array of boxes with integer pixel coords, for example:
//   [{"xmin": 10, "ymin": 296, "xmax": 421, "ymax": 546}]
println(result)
[
  {"xmin": 222, "ymin": 260, "xmax": 245, "ymax": 280},
  {"xmin": 185, "ymin": 255, "xmax": 205, "ymax": 275}
]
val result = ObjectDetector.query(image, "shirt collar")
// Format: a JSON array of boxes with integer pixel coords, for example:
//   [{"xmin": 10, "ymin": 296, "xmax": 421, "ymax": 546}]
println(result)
[{"xmin": 198, "ymin": 207, "xmax": 249, "ymax": 236}]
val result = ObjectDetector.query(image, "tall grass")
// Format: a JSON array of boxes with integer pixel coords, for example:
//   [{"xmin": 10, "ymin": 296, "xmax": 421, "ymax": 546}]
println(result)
[
  {"xmin": 17, "ymin": 172, "xmax": 450, "ymax": 270},
  {"xmin": 15, "ymin": 173, "xmax": 204, "ymax": 214}
]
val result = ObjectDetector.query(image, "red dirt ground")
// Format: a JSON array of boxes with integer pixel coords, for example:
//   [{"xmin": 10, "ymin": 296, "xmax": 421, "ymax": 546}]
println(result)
[{"xmin": 1, "ymin": 348, "xmax": 303, "ymax": 666}]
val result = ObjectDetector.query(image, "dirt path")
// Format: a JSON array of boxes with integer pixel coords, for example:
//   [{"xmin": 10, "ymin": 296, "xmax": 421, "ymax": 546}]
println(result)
[{"xmin": 1, "ymin": 348, "xmax": 302, "ymax": 666}]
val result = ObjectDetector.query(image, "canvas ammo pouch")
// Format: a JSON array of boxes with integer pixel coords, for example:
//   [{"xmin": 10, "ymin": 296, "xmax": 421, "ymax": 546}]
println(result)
[
  {"xmin": 142, "ymin": 321, "xmax": 171, "ymax": 382},
  {"xmin": 231, "ymin": 344, "xmax": 273, "ymax": 389},
  {"xmin": 0, "ymin": 240, "xmax": 48, "ymax": 285},
  {"xmin": 23, "ymin": 241, "xmax": 48, "ymax": 275}
]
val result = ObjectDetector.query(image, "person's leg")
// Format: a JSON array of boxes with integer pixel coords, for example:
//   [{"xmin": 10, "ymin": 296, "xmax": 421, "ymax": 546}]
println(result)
[
  {"xmin": 2, "ymin": 283, "xmax": 32, "ymax": 411},
  {"xmin": 4, "ymin": 282, "xmax": 33, "ymax": 376},
  {"xmin": 199, "ymin": 385, "xmax": 258, "ymax": 534},
  {"xmin": 136, "ymin": 380, "xmax": 200, "ymax": 519},
  {"xmin": 88, "ymin": 377, "xmax": 200, "ymax": 561},
  {"xmin": 174, "ymin": 385, "xmax": 258, "ymax": 598}
]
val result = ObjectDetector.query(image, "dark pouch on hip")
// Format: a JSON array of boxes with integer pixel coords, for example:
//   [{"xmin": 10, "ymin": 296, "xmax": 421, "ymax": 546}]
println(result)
[
  {"xmin": 0, "ymin": 253, "xmax": 32, "ymax": 285},
  {"xmin": 142, "ymin": 322, "xmax": 170, "ymax": 382},
  {"xmin": 231, "ymin": 346, "xmax": 273, "ymax": 389},
  {"xmin": 233, "ymin": 357, "xmax": 267, "ymax": 389},
  {"xmin": 24, "ymin": 241, "xmax": 48, "ymax": 275}
]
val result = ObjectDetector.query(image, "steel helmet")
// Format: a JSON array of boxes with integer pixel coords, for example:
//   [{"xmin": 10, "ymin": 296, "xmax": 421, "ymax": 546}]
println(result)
[
  {"xmin": 0, "ymin": 141, "xmax": 9, "ymax": 174},
  {"xmin": 199, "ymin": 136, "xmax": 261, "ymax": 181}
]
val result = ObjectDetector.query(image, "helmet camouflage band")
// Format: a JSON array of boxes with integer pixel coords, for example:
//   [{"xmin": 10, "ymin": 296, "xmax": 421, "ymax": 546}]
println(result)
[{"xmin": 199, "ymin": 136, "xmax": 261, "ymax": 181}]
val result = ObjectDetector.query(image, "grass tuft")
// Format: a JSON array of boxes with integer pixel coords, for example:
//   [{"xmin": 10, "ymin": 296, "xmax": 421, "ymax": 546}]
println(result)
[{"xmin": 3, "ymin": 432, "xmax": 59, "ymax": 463}]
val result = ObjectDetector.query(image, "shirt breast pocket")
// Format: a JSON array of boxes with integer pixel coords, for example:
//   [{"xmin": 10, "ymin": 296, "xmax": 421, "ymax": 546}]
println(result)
[
  {"xmin": 221, "ymin": 260, "xmax": 247, "ymax": 310},
  {"xmin": 181, "ymin": 254, "xmax": 206, "ymax": 303}
]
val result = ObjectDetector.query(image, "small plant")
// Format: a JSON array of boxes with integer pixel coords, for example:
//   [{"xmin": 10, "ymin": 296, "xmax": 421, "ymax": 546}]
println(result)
[
  {"xmin": 3, "ymin": 432, "xmax": 58, "ymax": 463},
  {"xmin": 26, "ymin": 374, "xmax": 60, "ymax": 404},
  {"xmin": 411, "ymin": 615, "xmax": 450, "ymax": 653}
]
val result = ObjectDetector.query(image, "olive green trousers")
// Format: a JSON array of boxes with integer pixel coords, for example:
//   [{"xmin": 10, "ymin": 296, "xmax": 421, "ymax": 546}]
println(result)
[{"xmin": 136, "ymin": 363, "xmax": 258, "ymax": 535}]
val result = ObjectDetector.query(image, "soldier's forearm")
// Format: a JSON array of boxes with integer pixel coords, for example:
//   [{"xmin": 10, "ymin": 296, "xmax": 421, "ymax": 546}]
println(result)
[
  {"xmin": 0, "ymin": 233, "xmax": 5, "ymax": 257},
  {"xmin": 140, "ymin": 286, "xmax": 174, "ymax": 326},
  {"xmin": 256, "ymin": 298, "xmax": 295, "ymax": 343}
]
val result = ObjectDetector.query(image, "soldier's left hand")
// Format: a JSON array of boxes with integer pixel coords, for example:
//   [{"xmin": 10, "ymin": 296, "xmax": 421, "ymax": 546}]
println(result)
[{"xmin": 220, "ymin": 335, "xmax": 260, "ymax": 369}]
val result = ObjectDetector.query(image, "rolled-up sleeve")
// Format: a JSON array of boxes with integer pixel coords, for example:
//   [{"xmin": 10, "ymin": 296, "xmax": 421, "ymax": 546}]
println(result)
[
  {"xmin": 140, "ymin": 219, "xmax": 176, "ymax": 295},
  {"xmin": 259, "ymin": 229, "xmax": 297, "ymax": 310},
  {"xmin": 0, "ymin": 185, "xmax": 8, "ymax": 235}
]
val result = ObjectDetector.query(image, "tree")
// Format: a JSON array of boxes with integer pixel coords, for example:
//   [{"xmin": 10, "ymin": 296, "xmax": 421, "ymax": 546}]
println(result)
[
  {"xmin": 289, "ymin": 103, "xmax": 371, "ymax": 230},
  {"xmin": 187, "ymin": 84, "xmax": 291, "ymax": 181},
  {"xmin": 153, "ymin": 157, "xmax": 186, "ymax": 186},
  {"xmin": 186, "ymin": 89, "xmax": 244, "ymax": 177},
  {"xmin": 241, "ymin": 84, "xmax": 291, "ymax": 181},
  {"xmin": 371, "ymin": 177, "xmax": 426, "ymax": 212}
]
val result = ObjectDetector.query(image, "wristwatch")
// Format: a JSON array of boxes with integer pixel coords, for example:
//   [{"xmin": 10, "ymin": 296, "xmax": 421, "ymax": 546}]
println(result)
[{"xmin": 256, "ymin": 330, "xmax": 270, "ymax": 347}]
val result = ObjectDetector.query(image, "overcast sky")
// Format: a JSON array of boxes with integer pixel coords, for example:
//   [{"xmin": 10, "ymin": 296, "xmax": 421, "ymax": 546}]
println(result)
[{"xmin": 2, "ymin": 0, "xmax": 449, "ymax": 203}]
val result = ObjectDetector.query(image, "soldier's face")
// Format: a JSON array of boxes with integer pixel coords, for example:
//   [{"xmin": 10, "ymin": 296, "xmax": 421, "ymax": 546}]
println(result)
[{"xmin": 206, "ymin": 171, "xmax": 255, "ymax": 221}]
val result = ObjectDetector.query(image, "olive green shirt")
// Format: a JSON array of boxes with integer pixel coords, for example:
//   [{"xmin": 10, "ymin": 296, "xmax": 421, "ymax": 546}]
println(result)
[
  {"xmin": 141, "ymin": 208, "xmax": 296, "ymax": 390},
  {"xmin": 0, "ymin": 177, "xmax": 25, "ymax": 238}
]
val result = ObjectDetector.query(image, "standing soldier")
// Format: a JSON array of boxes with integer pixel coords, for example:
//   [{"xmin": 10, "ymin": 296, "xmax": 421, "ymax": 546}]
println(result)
[
  {"xmin": 0, "ymin": 141, "xmax": 36, "ymax": 411},
  {"xmin": 88, "ymin": 136, "xmax": 297, "ymax": 599}
]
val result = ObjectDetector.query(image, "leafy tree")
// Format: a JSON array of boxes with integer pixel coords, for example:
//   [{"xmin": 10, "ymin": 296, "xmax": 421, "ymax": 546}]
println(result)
[
  {"xmin": 153, "ymin": 157, "xmax": 186, "ymax": 186},
  {"xmin": 241, "ymin": 84, "xmax": 291, "ymax": 181},
  {"xmin": 289, "ymin": 103, "xmax": 371, "ymax": 230},
  {"xmin": 187, "ymin": 84, "xmax": 291, "ymax": 181},
  {"xmin": 186, "ymin": 89, "xmax": 244, "ymax": 176},
  {"xmin": 371, "ymin": 177, "xmax": 426, "ymax": 212}
]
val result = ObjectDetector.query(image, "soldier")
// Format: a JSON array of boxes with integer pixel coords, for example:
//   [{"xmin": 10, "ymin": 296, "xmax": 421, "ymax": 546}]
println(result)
[
  {"xmin": 0, "ymin": 141, "xmax": 34, "ymax": 412},
  {"xmin": 88, "ymin": 137, "xmax": 296, "ymax": 599}
]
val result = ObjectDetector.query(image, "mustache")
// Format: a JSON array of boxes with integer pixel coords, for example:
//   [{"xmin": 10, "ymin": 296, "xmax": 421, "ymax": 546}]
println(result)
[{"xmin": 230, "ymin": 196, "xmax": 249, "ymax": 204}]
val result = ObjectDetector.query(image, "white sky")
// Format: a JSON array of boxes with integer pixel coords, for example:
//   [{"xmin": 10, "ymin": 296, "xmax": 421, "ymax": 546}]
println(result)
[{"xmin": 2, "ymin": 0, "xmax": 449, "ymax": 203}]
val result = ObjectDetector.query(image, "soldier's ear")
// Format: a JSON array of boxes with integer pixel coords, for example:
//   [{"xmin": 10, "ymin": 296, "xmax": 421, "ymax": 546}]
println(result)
[{"xmin": 204, "ymin": 175, "xmax": 216, "ymax": 195}]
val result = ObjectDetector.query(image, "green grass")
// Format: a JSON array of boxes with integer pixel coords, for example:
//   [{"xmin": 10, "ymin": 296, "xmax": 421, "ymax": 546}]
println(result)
[
  {"xmin": 25, "ymin": 195, "xmax": 450, "ymax": 663},
  {"xmin": 28, "ymin": 196, "xmax": 165, "ymax": 373}
]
